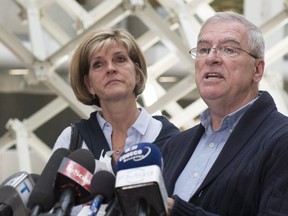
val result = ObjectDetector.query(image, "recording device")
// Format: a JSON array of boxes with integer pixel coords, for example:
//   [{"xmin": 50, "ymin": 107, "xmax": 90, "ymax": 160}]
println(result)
[
  {"xmin": 88, "ymin": 170, "xmax": 115, "ymax": 216},
  {"xmin": 53, "ymin": 149, "xmax": 95, "ymax": 216},
  {"xmin": 1, "ymin": 171, "xmax": 37, "ymax": 216},
  {"xmin": 115, "ymin": 142, "xmax": 168, "ymax": 216},
  {"xmin": 27, "ymin": 148, "xmax": 70, "ymax": 216}
]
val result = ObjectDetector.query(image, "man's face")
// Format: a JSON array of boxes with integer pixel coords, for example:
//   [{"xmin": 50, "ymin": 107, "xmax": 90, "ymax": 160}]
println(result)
[{"xmin": 194, "ymin": 21, "xmax": 264, "ymax": 111}]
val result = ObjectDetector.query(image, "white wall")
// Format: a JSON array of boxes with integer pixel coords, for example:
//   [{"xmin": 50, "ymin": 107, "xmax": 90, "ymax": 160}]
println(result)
[{"xmin": 0, "ymin": 150, "xmax": 46, "ymax": 183}]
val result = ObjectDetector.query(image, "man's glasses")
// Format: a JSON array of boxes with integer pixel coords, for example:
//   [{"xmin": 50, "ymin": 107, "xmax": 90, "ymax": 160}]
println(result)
[{"xmin": 189, "ymin": 46, "xmax": 258, "ymax": 59}]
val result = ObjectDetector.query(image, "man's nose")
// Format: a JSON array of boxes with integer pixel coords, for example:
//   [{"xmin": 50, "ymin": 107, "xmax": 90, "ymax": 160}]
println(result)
[
  {"xmin": 205, "ymin": 48, "xmax": 222, "ymax": 64},
  {"xmin": 208, "ymin": 48, "xmax": 219, "ymax": 56}
]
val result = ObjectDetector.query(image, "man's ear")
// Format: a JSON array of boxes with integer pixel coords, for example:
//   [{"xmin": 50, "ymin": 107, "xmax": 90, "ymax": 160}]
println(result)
[{"xmin": 253, "ymin": 59, "xmax": 265, "ymax": 82}]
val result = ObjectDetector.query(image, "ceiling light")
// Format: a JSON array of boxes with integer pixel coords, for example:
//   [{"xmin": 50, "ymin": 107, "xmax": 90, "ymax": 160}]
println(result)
[
  {"xmin": 158, "ymin": 76, "xmax": 178, "ymax": 83},
  {"xmin": 9, "ymin": 69, "xmax": 29, "ymax": 75}
]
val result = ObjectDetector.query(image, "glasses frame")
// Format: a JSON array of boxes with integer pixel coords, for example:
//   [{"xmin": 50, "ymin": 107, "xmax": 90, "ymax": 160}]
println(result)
[{"xmin": 189, "ymin": 46, "xmax": 258, "ymax": 59}]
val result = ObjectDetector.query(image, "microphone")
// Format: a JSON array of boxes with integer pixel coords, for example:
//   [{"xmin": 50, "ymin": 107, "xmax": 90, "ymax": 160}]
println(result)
[
  {"xmin": 0, "ymin": 171, "xmax": 37, "ymax": 216},
  {"xmin": 104, "ymin": 196, "xmax": 121, "ymax": 216},
  {"xmin": 115, "ymin": 142, "xmax": 168, "ymax": 216},
  {"xmin": 0, "ymin": 185, "xmax": 26, "ymax": 216},
  {"xmin": 29, "ymin": 173, "xmax": 40, "ymax": 185},
  {"xmin": 53, "ymin": 148, "xmax": 95, "ymax": 216},
  {"xmin": 88, "ymin": 170, "xmax": 115, "ymax": 216},
  {"xmin": 27, "ymin": 148, "xmax": 70, "ymax": 216}
]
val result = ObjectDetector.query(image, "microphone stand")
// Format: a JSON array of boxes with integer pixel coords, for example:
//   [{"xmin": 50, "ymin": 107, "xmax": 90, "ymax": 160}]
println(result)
[
  {"xmin": 136, "ymin": 198, "xmax": 149, "ymax": 216},
  {"xmin": 53, "ymin": 188, "xmax": 75, "ymax": 216},
  {"xmin": 30, "ymin": 205, "xmax": 42, "ymax": 216},
  {"xmin": 105, "ymin": 197, "xmax": 122, "ymax": 216}
]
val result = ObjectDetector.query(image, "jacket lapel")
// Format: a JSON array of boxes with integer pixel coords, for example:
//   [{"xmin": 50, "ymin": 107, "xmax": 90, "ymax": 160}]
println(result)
[{"xmin": 192, "ymin": 92, "xmax": 273, "ymax": 198}]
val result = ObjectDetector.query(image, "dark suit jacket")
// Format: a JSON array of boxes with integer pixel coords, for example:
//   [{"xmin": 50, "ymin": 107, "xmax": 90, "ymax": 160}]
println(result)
[{"xmin": 163, "ymin": 91, "xmax": 288, "ymax": 216}]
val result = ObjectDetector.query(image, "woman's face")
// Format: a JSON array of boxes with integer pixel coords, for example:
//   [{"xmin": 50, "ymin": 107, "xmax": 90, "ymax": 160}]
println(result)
[{"xmin": 84, "ymin": 43, "xmax": 140, "ymax": 104}]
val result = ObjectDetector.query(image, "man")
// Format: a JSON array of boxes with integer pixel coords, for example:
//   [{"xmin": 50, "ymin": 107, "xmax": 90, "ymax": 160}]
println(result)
[{"xmin": 163, "ymin": 11, "xmax": 288, "ymax": 216}]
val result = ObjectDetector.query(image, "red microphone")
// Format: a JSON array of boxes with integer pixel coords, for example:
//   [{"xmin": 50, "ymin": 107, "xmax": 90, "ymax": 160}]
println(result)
[
  {"xmin": 57, "ymin": 157, "xmax": 93, "ymax": 198},
  {"xmin": 53, "ymin": 149, "xmax": 95, "ymax": 216}
]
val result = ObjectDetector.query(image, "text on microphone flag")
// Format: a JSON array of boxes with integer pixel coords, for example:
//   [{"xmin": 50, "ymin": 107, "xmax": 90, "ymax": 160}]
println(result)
[{"xmin": 58, "ymin": 157, "xmax": 93, "ymax": 192}]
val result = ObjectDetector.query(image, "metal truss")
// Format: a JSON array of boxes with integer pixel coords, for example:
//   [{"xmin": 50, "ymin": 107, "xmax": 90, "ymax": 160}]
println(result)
[{"xmin": 0, "ymin": 0, "xmax": 288, "ymax": 171}]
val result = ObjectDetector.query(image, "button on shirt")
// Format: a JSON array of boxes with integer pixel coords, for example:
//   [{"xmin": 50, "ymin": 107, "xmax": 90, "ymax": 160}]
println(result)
[{"xmin": 173, "ymin": 98, "xmax": 257, "ymax": 201}]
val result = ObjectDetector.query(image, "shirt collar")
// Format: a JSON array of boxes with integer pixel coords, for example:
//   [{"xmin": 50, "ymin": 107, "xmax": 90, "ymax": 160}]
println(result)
[
  {"xmin": 96, "ymin": 111, "xmax": 107, "ymax": 130},
  {"xmin": 131, "ymin": 108, "xmax": 151, "ymax": 135},
  {"xmin": 201, "ymin": 97, "xmax": 258, "ymax": 133},
  {"xmin": 96, "ymin": 108, "xmax": 151, "ymax": 135}
]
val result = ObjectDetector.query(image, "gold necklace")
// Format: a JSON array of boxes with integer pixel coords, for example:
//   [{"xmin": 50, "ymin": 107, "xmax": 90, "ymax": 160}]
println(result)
[
  {"xmin": 114, "ymin": 148, "xmax": 122, "ymax": 155},
  {"xmin": 113, "ymin": 144, "xmax": 124, "ymax": 155}
]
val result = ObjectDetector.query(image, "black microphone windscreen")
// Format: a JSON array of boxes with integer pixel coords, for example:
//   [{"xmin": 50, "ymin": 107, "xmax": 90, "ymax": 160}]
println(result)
[
  {"xmin": 90, "ymin": 170, "xmax": 115, "ymax": 203},
  {"xmin": 30, "ymin": 173, "xmax": 40, "ymax": 184},
  {"xmin": 68, "ymin": 148, "xmax": 95, "ymax": 173},
  {"xmin": 27, "ymin": 148, "xmax": 70, "ymax": 212}
]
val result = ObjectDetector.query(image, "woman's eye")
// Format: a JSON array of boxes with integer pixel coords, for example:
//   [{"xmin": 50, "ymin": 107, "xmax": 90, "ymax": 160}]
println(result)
[
  {"xmin": 115, "ymin": 56, "xmax": 126, "ymax": 63},
  {"xmin": 92, "ymin": 62, "xmax": 102, "ymax": 69}
]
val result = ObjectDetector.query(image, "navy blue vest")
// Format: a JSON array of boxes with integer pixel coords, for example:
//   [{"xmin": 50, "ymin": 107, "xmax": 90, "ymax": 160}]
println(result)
[{"xmin": 74, "ymin": 111, "xmax": 179, "ymax": 159}]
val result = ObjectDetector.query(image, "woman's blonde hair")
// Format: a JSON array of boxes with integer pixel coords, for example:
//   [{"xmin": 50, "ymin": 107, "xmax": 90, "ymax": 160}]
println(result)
[{"xmin": 70, "ymin": 29, "xmax": 147, "ymax": 107}]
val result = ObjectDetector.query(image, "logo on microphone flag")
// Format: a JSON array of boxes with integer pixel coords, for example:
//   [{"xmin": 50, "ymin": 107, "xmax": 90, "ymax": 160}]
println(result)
[{"xmin": 58, "ymin": 157, "xmax": 93, "ymax": 192}]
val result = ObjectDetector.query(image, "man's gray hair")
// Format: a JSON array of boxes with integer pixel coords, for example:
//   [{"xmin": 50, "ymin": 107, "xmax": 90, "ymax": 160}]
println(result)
[{"xmin": 199, "ymin": 11, "xmax": 265, "ymax": 59}]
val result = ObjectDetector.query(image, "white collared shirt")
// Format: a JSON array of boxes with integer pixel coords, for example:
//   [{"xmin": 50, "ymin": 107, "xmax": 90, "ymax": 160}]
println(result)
[
  {"xmin": 53, "ymin": 108, "xmax": 162, "ymax": 152},
  {"xmin": 97, "ymin": 108, "xmax": 162, "ymax": 151}
]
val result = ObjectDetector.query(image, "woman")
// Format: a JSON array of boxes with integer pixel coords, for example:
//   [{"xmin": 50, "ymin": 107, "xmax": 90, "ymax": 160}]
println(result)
[
  {"xmin": 52, "ymin": 29, "xmax": 179, "ymax": 215},
  {"xmin": 53, "ymin": 29, "xmax": 179, "ymax": 170}
]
